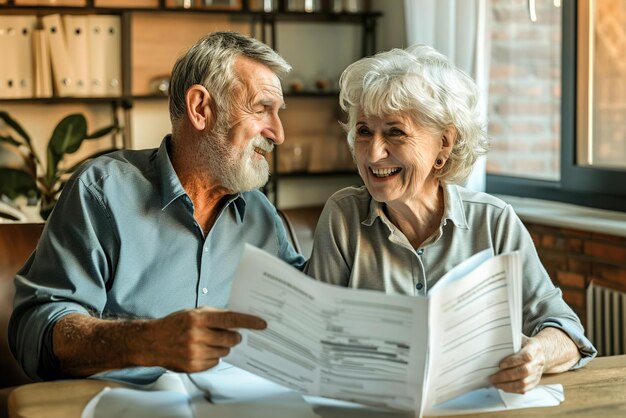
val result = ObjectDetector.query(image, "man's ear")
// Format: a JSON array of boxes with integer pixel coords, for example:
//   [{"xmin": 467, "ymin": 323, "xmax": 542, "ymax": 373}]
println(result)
[{"xmin": 185, "ymin": 84, "xmax": 214, "ymax": 131}]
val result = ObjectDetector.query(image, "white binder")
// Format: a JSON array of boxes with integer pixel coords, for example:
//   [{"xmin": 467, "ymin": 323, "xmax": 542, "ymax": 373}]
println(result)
[
  {"xmin": 33, "ymin": 27, "xmax": 53, "ymax": 98},
  {"xmin": 102, "ymin": 15, "xmax": 121, "ymax": 97},
  {"xmin": 42, "ymin": 14, "xmax": 76, "ymax": 97},
  {"xmin": 1, "ymin": 16, "xmax": 36, "ymax": 98},
  {"xmin": 63, "ymin": 14, "xmax": 89, "ymax": 97},
  {"xmin": 15, "ymin": 16, "xmax": 38, "ymax": 98},
  {"xmin": 12, "ymin": 16, "xmax": 38, "ymax": 98},
  {"xmin": 87, "ymin": 15, "xmax": 121, "ymax": 97},
  {"xmin": 0, "ymin": 16, "xmax": 8, "ymax": 98}
]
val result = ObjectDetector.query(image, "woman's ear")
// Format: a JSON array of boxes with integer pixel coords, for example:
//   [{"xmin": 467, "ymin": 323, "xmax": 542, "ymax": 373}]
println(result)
[
  {"xmin": 439, "ymin": 126, "xmax": 457, "ymax": 159},
  {"xmin": 185, "ymin": 84, "xmax": 214, "ymax": 131}
]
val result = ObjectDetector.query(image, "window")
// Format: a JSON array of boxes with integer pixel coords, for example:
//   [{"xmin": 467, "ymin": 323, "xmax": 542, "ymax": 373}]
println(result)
[
  {"xmin": 486, "ymin": 0, "xmax": 626, "ymax": 212},
  {"xmin": 487, "ymin": 0, "xmax": 562, "ymax": 182},
  {"xmin": 577, "ymin": 0, "xmax": 626, "ymax": 171}
]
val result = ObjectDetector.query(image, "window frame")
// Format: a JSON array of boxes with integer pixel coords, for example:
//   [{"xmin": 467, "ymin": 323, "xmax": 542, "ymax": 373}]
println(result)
[{"xmin": 486, "ymin": 0, "xmax": 626, "ymax": 212}]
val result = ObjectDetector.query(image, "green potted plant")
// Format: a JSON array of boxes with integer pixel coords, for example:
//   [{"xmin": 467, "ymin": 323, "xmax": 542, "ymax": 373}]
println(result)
[{"xmin": 0, "ymin": 111, "xmax": 118, "ymax": 220}]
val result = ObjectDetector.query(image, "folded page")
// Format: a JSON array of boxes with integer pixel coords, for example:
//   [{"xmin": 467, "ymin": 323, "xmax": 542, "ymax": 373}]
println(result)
[{"xmin": 227, "ymin": 244, "xmax": 427, "ymax": 411}]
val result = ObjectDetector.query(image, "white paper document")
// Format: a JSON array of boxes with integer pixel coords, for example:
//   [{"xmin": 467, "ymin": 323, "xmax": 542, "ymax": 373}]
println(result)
[
  {"xmin": 189, "ymin": 364, "xmax": 563, "ymax": 418},
  {"xmin": 227, "ymin": 245, "xmax": 430, "ymax": 411},
  {"xmin": 226, "ymin": 244, "xmax": 551, "ymax": 416},
  {"xmin": 189, "ymin": 361, "xmax": 319, "ymax": 418},
  {"xmin": 82, "ymin": 372, "xmax": 193, "ymax": 418},
  {"xmin": 423, "ymin": 247, "xmax": 522, "ymax": 409},
  {"xmin": 82, "ymin": 363, "xmax": 563, "ymax": 418},
  {"xmin": 83, "ymin": 245, "xmax": 562, "ymax": 418}
]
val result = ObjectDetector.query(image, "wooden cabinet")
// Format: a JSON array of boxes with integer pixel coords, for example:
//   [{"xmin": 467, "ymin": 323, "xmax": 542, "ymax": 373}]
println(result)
[{"xmin": 0, "ymin": 0, "xmax": 380, "ymax": 205}]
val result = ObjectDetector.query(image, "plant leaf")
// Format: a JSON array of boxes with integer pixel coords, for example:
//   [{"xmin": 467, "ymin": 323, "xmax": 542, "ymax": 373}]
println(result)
[
  {"xmin": 85, "ymin": 125, "xmax": 118, "ymax": 140},
  {"xmin": 46, "ymin": 114, "xmax": 87, "ymax": 183},
  {"xmin": 40, "ymin": 201, "xmax": 56, "ymax": 221},
  {"xmin": 0, "ymin": 134, "xmax": 23, "ymax": 148},
  {"xmin": 61, "ymin": 147, "xmax": 120, "ymax": 174},
  {"xmin": 0, "ymin": 111, "xmax": 32, "ymax": 146},
  {"xmin": 48, "ymin": 114, "xmax": 88, "ymax": 157},
  {"xmin": 45, "ymin": 147, "xmax": 59, "ymax": 190},
  {"xmin": 1, "ymin": 137, "xmax": 37, "ymax": 178},
  {"xmin": 0, "ymin": 167, "xmax": 38, "ymax": 199}
]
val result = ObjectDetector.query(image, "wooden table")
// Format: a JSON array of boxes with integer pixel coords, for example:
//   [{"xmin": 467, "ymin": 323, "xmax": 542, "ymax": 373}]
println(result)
[{"xmin": 7, "ymin": 355, "xmax": 626, "ymax": 418}]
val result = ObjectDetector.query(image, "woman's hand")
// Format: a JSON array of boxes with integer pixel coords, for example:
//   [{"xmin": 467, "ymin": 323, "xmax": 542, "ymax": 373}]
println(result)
[
  {"xmin": 489, "ymin": 335, "xmax": 545, "ymax": 393},
  {"xmin": 489, "ymin": 327, "xmax": 581, "ymax": 394}
]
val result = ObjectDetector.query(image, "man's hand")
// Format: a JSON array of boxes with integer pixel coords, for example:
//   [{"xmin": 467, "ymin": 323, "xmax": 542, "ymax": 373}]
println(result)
[
  {"xmin": 141, "ymin": 307, "xmax": 266, "ymax": 373},
  {"xmin": 489, "ymin": 335, "xmax": 545, "ymax": 394},
  {"xmin": 53, "ymin": 307, "xmax": 266, "ymax": 377}
]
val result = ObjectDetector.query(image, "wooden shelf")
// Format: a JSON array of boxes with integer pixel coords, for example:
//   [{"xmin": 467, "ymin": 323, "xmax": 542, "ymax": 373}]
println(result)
[
  {"xmin": 0, "ymin": 93, "xmax": 339, "ymax": 103},
  {"xmin": 285, "ymin": 91, "xmax": 338, "ymax": 97},
  {"xmin": 129, "ymin": 94, "xmax": 167, "ymax": 101},
  {"xmin": 274, "ymin": 170, "xmax": 358, "ymax": 178},
  {"xmin": 0, "ymin": 1, "xmax": 380, "ymax": 208},
  {"xmin": 0, "ymin": 96, "xmax": 125, "ymax": 104},
  {"xmin": 0, "ymin": 3, "xmax": 381, "ymax": 20}
]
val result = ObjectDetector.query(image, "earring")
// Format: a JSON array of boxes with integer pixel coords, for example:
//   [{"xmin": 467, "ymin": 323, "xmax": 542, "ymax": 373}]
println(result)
[{"xmin": 435, "ymin": 158, "xmax": 444, "ymax": 169}]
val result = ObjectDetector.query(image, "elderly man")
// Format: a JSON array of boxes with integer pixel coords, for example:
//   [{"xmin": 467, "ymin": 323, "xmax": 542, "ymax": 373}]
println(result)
[{"xmin": 10, "ymin": 31, "xmax": 304, "ymax": 382}]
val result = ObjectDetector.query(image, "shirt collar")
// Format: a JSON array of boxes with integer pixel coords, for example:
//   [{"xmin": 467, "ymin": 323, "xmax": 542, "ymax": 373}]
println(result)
[
  {"xmin": 360, "ymin": 183, "xmax": 469, "ymax": 230},
  {"xmin": 443, "ymin": 183, "xmax": 469, "ymax": 230},
  {"xmin": 156, "ymin": 135, "xmax": 187, "ymax": 210},
  {"xmin": 363, "ymin": 195, "xmax": 383, "ymax": 227},
  {"xmin": 155, "ymin": 135, "xmax": 247, "ymax": 222},
  {"xmin": 226, "ymin": 193, "xmax": 247, "ymax": 224}
]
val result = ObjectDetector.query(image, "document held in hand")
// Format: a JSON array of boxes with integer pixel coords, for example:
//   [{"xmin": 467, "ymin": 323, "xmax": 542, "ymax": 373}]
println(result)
[{"xmin": 227, "ymin": 244, "xmax": 522, "ymax": 417}]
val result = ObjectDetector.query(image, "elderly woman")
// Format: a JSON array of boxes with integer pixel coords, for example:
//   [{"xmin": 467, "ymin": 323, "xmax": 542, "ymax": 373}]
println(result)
[{"xmin": 305, "ymin": 44, "xmax": 596, "ymax": 394}]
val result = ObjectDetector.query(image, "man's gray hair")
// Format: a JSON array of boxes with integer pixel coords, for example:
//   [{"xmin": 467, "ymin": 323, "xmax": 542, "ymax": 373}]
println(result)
[
  {"xmin": 169, "ymin": 31, "xmax": 291, "ymax": 134},
  {"xmin": 339, "ymin": 44, "xmax": 489, "ymax": 184}
]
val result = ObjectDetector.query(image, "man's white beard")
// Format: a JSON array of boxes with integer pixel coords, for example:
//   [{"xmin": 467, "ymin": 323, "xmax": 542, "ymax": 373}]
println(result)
[{"xmin": 205, "ymin": 133, "xmax": 273, "ymax": 193}]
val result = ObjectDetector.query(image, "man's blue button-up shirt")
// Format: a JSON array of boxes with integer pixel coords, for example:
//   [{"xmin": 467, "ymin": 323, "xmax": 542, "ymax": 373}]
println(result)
[{"xmin": 9, "ymin": 136, "xmax": 305, "ymax": 380}]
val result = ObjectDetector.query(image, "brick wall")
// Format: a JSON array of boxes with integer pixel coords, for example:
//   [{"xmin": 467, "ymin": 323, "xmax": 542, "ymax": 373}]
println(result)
[
  {"xmin": 487, "ymin": 0, "xmax": 562, "ymax": 181},
  {"xmin": 524, "ymin": 221, "xmax": 626, "ymax": 328}
]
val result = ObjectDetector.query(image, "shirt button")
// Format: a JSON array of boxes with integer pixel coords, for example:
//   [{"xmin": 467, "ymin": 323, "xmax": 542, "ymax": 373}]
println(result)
[
  {"xmin": 416, "ymin": 283, "xmax": 424, "ymax": 290},
  {"xmin": 417, "ymin": 249, "xmax": 424, "ymax": 255},
  {"xmin": 204, "ymin": 247, "xmax": 209, "ymax": 252},
  {"xmin": 202, "ymin": 288, "xmax": 208, "ymax": 294}
]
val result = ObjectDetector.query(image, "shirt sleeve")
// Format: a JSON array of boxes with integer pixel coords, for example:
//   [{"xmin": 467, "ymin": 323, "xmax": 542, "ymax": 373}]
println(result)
[
  {"xmin": 9, "ymin": 174, "xmax": 116, "ymax": 380},
  {"xmin": 304, "ymin": 198, "xmax": 352, "ymax": 286},
  {"xmin": 273, "ymin": 208, "xmax": 306, "ymax": 271},
  {"xmin": 494, "ymin": 205, "xmax": 597, "ymax": 368}
]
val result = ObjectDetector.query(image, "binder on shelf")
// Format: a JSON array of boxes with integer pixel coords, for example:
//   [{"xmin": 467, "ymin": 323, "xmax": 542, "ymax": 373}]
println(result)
[
  {"xmin": 33, "ymin": 27, "xmax": 53, "ymax": 98},
  {"xmin": 102, "ymin": 15, "xmax": 121, "ymax": 97},
  {"xmin": 87, "ymin": 15, "xmax": 122, "ymax": 97},
  {"xmin": 12, "ymin": 16, "xmax": 38, "ymax": 98},
  {"xmin": 63, "ymin": 15, "xmax": 89, "ymax": 97},
  {"xmin": 42, "ymin": 14, "xmax": 76, "ymax": 97},
  {"xmin": 95, "ymin": 0, "xmax": 158, "ymax": 7},
  {"xmin": 0, "ymin": 16, "xmax": 8, "ymax": 98},
  {"xmin": 0, "ymin": 15, "xmax": 37, "ymax": 99},
  {"xmin": 14, "ymin": 1, "xmax": 87, "ymax": 6}
]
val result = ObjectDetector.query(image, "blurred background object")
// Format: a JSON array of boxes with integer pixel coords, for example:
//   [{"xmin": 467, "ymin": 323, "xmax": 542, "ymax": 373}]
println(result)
[
  {"xmin": 149, "ymin": 75, "xmax": 170, "ymax": 96},
  {"xmin": 278, "ymin": 142, "xmax": 310, "ymax": 173}
]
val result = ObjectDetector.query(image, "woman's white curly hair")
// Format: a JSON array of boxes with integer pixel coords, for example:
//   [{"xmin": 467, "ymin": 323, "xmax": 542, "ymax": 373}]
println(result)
[{"xmin": 339, "ymin": 44, "xmax": 489, "ymax": 184}]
